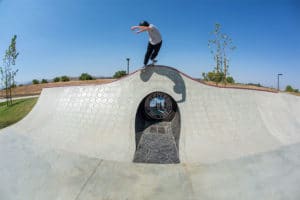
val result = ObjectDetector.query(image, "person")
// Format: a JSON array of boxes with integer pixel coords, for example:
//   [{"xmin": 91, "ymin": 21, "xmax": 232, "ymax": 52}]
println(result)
[{"xmin": 131, "ymin": 20, "xmax": 162, "ymax": 66}]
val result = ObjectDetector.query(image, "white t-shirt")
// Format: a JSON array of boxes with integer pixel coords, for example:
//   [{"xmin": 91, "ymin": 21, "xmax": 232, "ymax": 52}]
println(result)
[{"xmin": 148, "ymin": 24, "xmax": 162, "ymax": 45}]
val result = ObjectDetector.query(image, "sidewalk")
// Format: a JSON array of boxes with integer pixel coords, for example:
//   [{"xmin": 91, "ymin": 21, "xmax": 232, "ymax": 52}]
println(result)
[{"xmin": 0, "ymin": 95, "xmax": 39, "ymax": 103}]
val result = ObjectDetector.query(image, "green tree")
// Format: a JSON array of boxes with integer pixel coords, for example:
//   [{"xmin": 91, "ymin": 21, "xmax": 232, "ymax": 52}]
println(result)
[
  {"xmin": 79, "ymin": 73, "xmax": 93, "ymax": 80},
  {"xmin": 61, "ymin": 75, "xmax": 70, "ymax": 82},
  {"xmin": 285, "ymin": 85, "xmax": 294, "ymax": 92},
  {"xmin": 113, "ymin": 70, "xmax": 127, "ymax": 78},
  {"xmin": 0, "ymin": 35, "xmax": 19, "ymax": 106},
  {"xmin": 202, "ymin": 71, "xmax": 225, "ymax": 84},
  {"xmin": 53, "ymin": 77, "xmax": 60, "ymax": 82},
  {"xmin": 285, "ymin": 85, "xmax": 299, "ymax": 93},
  {"xmin": 32, "ymin": 79, "xmax": 39, "ymax": 84},
  {"xmin": 41, "ymin": 79, "xmax": 48, "ymax": 84},
  {"xmin": 226, "ymin": 76, "xmax": 235, "ymax": 84}
]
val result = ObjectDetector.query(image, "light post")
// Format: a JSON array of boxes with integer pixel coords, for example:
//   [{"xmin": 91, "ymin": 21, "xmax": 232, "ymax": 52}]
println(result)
[
  {"xmin": 126, "ymin": 58, "xmax": 130, "ymax": 74},
  {"xmin": 277, "ymin": 73, "xmax": 283, "ymax": 91}
]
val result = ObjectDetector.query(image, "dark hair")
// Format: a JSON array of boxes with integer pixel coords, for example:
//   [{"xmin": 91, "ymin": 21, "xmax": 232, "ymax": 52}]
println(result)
[{"xmin": 139, "ymin": 20, "xmax": 150, "ymax": 27}]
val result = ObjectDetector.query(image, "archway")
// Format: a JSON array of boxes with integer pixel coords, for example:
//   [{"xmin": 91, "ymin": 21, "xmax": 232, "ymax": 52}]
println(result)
[{"xmin": 134, "ymin": 92, "xmax": 181, "ymax": 164}]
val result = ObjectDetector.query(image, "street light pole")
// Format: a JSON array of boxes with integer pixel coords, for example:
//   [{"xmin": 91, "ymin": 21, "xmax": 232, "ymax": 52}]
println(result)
[
  {"xmin": 126, "ymin": 58, "xmax": 130, "ymax": 74},
  {"xmin": 277, "ymin": 73, "xmax": 283, "ymax": 91}
]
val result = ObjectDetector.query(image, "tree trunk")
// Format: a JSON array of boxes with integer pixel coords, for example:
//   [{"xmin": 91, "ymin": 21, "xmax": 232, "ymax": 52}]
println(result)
[
  {"xmin": 9, "ymin": 87, "xmax": 12, "ymax": 105},
  {"xmin": 5, "ymin": 76, "xmax": 9, "ymax": 106},
  {"xmin": 224, "ymin": 58, "xmax": 227, "ymax": 85}
]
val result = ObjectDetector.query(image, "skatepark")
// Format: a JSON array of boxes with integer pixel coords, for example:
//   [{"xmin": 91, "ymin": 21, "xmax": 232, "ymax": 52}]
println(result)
[{"xmin": 0, "ymin": 65, "xmax": 300, "ymax": 200}]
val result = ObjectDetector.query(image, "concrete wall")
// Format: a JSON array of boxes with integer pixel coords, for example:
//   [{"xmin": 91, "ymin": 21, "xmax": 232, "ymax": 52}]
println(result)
[{"xmin": 2, "ymin": 66, "xmax": 300, "ymax": 163}]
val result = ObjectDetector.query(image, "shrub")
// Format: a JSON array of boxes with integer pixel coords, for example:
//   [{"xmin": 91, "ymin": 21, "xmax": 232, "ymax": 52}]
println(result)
[
  {"xmin": 285, "ymin": 85, "xmax": 294, "ymax": 92},
  {"xmin": 202, "ymin": 71, "xmax": 225, "ymax": 83},
  {"xmin": 247, "ymin": 83, "xmax": 262, "ymax": 87},
  {"xmin": 32, "ymin": 79, "xmax": 39, "ymax": 84},
  {"xmin": 41, "ymin": 79, "xmax": 48, "ymax": 84},
  {"xmin": 285, "ymin": 85, "xmax": 299, "ymax": 93},
  {"xmin": 79, "ymin": 73, "xmax": 93, "ymax": 80},
  {"xmin": 113, "ymin": 70, "xmax": 127, "ymax": 78},
  {"xmin": 53, "ymin": 77, "xmax": 60, "ymax": 82},
  {"xmin": 226, "ymin": 76, "xmax": 235, "ymax": 84},
  {"xmin": 61, "ymin": 75, "xmax": 70, "ymax": 82}
]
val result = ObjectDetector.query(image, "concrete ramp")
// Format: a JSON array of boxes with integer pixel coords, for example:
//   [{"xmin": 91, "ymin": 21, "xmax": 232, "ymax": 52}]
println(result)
[{"xmin": 1, "ymin": 66, "xmax": 300, "ymax": 199}]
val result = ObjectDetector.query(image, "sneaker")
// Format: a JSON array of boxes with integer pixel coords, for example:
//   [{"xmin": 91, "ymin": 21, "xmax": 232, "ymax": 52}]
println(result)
[
  {"xmin": 141, "ymin": 65, "xmax": 148, "ymax": 72},
  {"xmin": 150, "ymin": 59, "xmax": 157, "ymax": 65}
]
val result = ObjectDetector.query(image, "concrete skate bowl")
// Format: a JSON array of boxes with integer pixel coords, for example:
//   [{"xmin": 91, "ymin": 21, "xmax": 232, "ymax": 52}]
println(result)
[{"xmin": 0, "ymin": 65, "xmax": 300, "ymax": 200}]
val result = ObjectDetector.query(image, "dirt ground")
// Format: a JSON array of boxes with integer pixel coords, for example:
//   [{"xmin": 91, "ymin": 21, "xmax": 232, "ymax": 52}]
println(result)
[
  {"xmin": 198, "ymin": 80, "xmax": 278, "ymax": 93},
  {"xmin": 1, "ymin": 78, "xmax": 298, "ymax": 98},
  {"xmin": 0, "ymin": 79, "xmax": 116, "ymax": 98}
]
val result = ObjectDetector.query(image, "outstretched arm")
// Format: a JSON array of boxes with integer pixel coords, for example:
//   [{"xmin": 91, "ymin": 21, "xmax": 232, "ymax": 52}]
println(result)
[
  {"xmin": 131, "ymin": 26, "xmax": 151, "ymax": 34},
  {"xmin": 131, "ymin": 26, "xmax": 139, "ymax": 30}
]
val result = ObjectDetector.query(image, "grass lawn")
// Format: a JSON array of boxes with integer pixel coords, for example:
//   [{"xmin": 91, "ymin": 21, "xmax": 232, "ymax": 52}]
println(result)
[{"xmin": 0, "ymin": 97, "xmax": 38, "ymax": 129}]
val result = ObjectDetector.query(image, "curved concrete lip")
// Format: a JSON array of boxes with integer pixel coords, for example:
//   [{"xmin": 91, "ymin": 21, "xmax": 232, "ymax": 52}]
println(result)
[{"xmin": 0, "ymin": 66, "xmax": 300, "ymax": 200}]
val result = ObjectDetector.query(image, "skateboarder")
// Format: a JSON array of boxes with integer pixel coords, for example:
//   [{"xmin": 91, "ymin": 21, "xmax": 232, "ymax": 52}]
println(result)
[{"xmin": 131, "ymin": 21, "xmax": 162, "ymax": 66}]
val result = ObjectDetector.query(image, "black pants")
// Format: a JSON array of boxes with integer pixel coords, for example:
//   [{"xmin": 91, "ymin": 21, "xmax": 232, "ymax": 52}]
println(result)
[{"xmin": 144, "ymin": 41, "xmax": 162, "ymax": 65}]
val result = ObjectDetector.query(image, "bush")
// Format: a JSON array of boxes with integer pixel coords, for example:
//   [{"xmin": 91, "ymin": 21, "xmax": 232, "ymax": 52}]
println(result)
[
  {"xmin": 53, "ymin": 77, "xmax": 60, "ymax": 82},
  {"xmin": 202, "ymin": 71, "xmax": 225, "ymax": 83},
  {"xmin": 61, "ymin": 75, "xmax": 70, "ymax": 82},
  {"xmin": 32, "ymin": 79, "xmax": 39, "ymax": 84},
  {"xmin": 285, "ymin": 85, "xmax": 294, "ymax": 92},
  {"xmin": 41, "ymin": 79, "xmax": 48, "ymax": 84},
  {"xmin": 226, "ymin": 76, "xmax": 235, "ymax": 84},
  {"xmin": 285, "ymin": 85, "xmax": 299, "ymax": 93},
  {"xmin": 79, "ymin": 73, "xmax": 93, "ymax": 80},
  {"xmin": 246, "ymin": 83, "xmax": 262, "ymax": 87},
  {"xmin": 113, "ymin": 70, "xmax": 127, "ymax": 78}
]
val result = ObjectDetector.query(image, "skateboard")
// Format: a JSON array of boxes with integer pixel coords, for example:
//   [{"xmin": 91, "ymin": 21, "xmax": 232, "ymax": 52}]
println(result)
[{"xmin": 150, "ymin": 59, "xmax": 157, "ymax": 66}]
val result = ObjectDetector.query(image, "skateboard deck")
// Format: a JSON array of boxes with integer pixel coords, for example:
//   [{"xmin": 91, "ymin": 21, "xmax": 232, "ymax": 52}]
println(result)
[{"xmin": 141, "ymin": 61, "xmax": 157, "ymax": 72}]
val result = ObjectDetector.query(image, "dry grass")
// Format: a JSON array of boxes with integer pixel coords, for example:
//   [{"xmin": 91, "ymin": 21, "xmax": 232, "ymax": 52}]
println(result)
[
  {"xmin": 284, "ymin": 92, "xmax": 300, "ymax": 96},
  {"xmin": 198, "ymin": 80, "xmax": 278, "ymax": 93},
  {"xmin": 0, "ymin": 79, "xmax": 115, "ymax": 98},
  {"xmin": 199, "ymin": 81, "xmax": 300, "ymax": 96},
  {"xmin": 1, "ymin": 77, "xmax": 299, "ymax": 98}
]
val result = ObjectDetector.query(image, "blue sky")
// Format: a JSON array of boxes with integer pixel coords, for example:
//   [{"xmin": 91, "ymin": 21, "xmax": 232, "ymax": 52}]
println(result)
[{"xmin": 0, "ymin": 0, "xmax": 299, "ymax": 89}]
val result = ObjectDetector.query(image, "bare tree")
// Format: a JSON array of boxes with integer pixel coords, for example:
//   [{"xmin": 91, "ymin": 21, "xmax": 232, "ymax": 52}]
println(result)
[
  {"xmin": 208, "ymin": 23, "xmax": 222, "ymax": 73},
  {"xmin": 221, "ymin": 33, "xmax": 236, "ymax": 82},
  {"xmin": 0, "ymin": 35, "xmax": 19, "ymax": 106},
  {"xmin": 208, "ymin": 23, "xmax": 236, "ymax": 83}
]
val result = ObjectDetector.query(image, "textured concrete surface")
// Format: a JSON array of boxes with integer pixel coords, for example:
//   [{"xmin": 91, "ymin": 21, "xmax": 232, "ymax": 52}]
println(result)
[
  {"xmin": 133, "ymin": 122, "xmax": 180, "ymax": 163},
  {"xmin": 0, "ymin": 66, "xmax": 300, "ymax": 199}
]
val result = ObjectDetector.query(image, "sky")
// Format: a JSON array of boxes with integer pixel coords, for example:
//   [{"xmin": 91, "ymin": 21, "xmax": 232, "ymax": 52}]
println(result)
[{"xmin": 0, "ymin": 0, "xmax": 299, "ymax": 90}]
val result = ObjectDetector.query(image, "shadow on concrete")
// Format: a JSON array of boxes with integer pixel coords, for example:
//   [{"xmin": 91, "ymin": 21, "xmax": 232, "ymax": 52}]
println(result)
[{"xmin": 139, "ymin": 66, "xmax": 186, "ymax": 103}]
